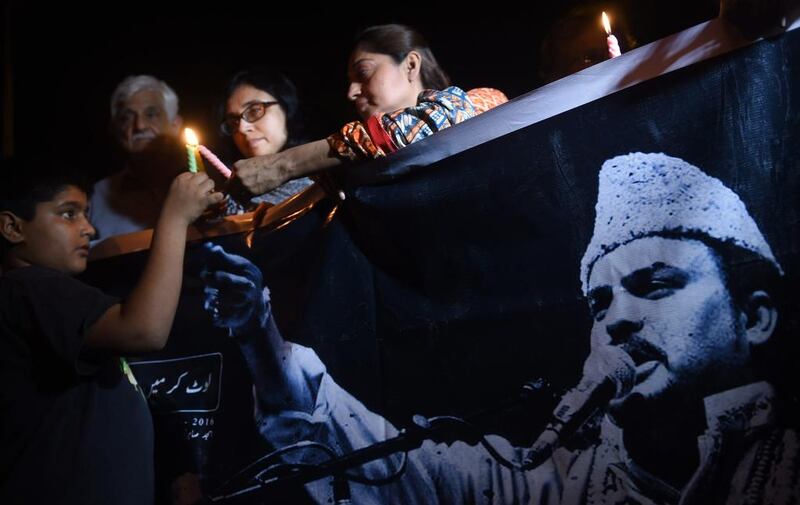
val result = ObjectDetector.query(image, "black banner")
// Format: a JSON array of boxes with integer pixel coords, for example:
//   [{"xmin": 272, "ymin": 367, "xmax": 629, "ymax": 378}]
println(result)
[{"xmin": 84, "ymin": 25, "xmax": 800, "ymax": 505}]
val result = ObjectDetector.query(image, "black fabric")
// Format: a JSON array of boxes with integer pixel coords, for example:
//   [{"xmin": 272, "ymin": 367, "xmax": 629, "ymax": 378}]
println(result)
[
  {"xmin": 83, "ymin": 250, "xmax": 273, "ymax": 504},
  {"xmin": 210, "ymin": 29, "xmax": 799, "ymax": 450},
  {"xmin": 78, "ymin": 28, "xmax": 800, "ymax": 502},
  {"xmin": 0, "ymin": 265, "xmax": 154, "ymax": 505}
]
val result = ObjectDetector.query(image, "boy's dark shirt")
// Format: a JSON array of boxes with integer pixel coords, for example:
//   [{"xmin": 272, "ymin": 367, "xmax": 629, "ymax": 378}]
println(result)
[{"xmin": 0, "ymin": 265, "xmax": 154, "ymax": 504}]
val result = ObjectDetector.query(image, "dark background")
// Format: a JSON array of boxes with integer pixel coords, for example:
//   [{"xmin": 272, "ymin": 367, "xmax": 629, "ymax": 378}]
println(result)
[
  {"xmin": 14, "ymin": 3, "xmax": 796, "ymax": 497},
  {"xmin": 82, "ymin": 25, "xmax": 800, "ymax": 448},
  {"xmin": 3, "ymin": 1, "xmax": 719, "ymax": 180}
]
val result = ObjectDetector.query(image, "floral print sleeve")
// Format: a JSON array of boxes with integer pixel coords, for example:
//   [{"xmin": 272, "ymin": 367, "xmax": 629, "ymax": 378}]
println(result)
[
  {"xmin": 324, "ymin": 86, "xmax": 508, "ymax": 162},
  {"xmin": 381, "ymin": 86, "xmax": 476, "ymax": 149},
  {"xmin": 326, "ymin": 86, "xmax": 477, "ymax": 161},
  {"xmin": 467, "ymin": 87, "xmax": 508, "ymax": 114},
  {"xmin": 327, "ymin": 120, "xmax": 388, "ymax": 161}
]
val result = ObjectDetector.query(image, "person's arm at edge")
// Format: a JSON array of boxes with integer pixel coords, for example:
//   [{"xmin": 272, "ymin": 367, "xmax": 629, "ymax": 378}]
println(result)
[
  {"xmin": 231, "ymin": 139, "xmax": 342, "ymax": 197},
  {"xmin": 86, "ymin": 172, "xmax": 223, "ymax": 353},
  {"xmin": 229, "ymin": 87, "xmax": 479, "ymax": 198}
]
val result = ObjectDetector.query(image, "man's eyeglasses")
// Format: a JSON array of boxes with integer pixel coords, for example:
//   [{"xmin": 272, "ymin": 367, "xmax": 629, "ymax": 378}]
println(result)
[{"xmin": 220, "ymin": 101, "xmax": 280, "ymax": 136}]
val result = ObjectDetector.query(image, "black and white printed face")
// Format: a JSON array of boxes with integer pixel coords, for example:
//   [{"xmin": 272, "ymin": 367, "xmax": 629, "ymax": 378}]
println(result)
[{"xmin": 586, "ymin": 236, "xmax": 752, "ymax": 412}]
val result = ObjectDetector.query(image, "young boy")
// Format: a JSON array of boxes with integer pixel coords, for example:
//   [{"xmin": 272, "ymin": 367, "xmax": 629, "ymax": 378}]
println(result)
[{"xmin": 0, "ymin": 156, "xmax": 223, "ymax": 504}]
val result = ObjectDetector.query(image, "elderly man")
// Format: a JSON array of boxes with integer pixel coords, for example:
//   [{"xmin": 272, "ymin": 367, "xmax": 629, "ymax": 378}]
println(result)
[
  {"xmin": 203, "ymin": 152, "xmax": 797, "ymax": 504},
  {"xmin": 88, "ymin": 75, "xmax": 204, "ymax": 504},
  {"xmin": 90, "ymin": 75, "xmax": 185, "ymax": 242}
]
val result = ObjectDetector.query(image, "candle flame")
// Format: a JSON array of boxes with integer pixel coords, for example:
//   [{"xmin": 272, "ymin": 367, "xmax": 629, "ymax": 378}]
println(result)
[
  {"xmin": 601, "ymin": 11, "xmax": 612, "ymax": 35},
  {"xmin": 184, "ymin": 127, "xmax": 199, "ymax": 146}
]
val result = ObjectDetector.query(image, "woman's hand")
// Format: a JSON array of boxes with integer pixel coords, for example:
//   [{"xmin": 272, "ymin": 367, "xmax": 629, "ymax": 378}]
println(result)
[
  {"xmin": 229, "ymin": 153, "xmax": 290, "ymax": 199},
  {"xmin": 228, "ymin": 140, "xmax": 342, "ymax": 198}
]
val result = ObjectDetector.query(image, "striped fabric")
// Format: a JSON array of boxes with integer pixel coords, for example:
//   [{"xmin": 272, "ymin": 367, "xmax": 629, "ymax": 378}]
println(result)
[
  {"xmin": 467, "ymin": 87, "xmax": 508, "ymax": 114},
  {"xmin": 327, "ymin": 86, "xmax": 505, "ymax": 161}
]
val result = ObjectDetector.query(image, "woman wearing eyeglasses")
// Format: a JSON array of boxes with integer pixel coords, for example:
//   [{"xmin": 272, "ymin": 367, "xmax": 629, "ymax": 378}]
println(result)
[
  {"xmin": 227, "ymin": 24, "xmax": 507, "ymax": 200},
  {"xmin": 220, "ymin": 67, "xmax": 313, "ymax": 205}
]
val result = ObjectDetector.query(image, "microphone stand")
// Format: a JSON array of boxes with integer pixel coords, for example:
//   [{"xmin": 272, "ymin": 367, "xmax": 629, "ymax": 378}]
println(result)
[{"xmin": 208, "ymin": 378, "xmax": 554, "ymax": 503}]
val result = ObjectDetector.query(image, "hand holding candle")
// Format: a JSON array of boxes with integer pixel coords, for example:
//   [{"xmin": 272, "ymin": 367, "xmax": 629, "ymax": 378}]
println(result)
[
  {"xmin": 602, "ymin": 12, "xmax": 622, "ymax": 59},
  {"xmin": 184, "ymin": 128, "xmax": 199, "ymax": 173}
]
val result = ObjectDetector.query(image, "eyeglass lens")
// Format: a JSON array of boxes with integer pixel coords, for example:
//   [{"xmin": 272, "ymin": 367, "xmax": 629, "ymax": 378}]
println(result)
[{"xmin": 222, "ymin": 102, "xmax": 277, "ymax": 135}]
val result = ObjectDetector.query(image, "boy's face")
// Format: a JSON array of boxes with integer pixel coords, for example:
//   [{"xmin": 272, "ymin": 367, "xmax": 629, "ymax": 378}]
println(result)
[{"xmin": 14, "ymin": 185, "xmax": 95, "ymax": 275}]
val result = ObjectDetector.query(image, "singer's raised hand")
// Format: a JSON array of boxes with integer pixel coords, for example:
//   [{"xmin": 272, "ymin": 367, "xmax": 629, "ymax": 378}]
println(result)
[
  {"xmin": 196, "ymin": 243, "xmax": 315, "ymax": 413},
  {"xmin": 197, "ymin": 243, "xmax": 268, "ymax": 333}
]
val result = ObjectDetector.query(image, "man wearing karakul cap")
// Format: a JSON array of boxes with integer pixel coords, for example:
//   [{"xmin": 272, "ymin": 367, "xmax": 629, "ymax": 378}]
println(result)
[
  {"xmin": 571, "ymin": 152, "xmax": 797, "ymax": 505},
  {"xmin": 580, "ymin": 152, "xmax": 783, "ymax": 290},
  {"xmin": 197, "ymin": 153, "xmax": 799, "ymax": 504}
]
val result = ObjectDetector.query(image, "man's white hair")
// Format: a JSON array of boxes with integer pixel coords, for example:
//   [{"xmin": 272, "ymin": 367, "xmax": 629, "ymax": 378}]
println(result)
[{"xmin": 110, "ymin": 75, "xmax": 179, "ymax": 122}]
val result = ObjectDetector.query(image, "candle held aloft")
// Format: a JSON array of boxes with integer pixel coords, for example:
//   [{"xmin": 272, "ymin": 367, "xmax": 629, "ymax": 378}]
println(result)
[
  {"xmin": 184, "ymin": 128, "xmax": 199, "ymax": 173},
  {"xmin": 602, "ymin": 12, "xmax": 622, "ymax": 58}
]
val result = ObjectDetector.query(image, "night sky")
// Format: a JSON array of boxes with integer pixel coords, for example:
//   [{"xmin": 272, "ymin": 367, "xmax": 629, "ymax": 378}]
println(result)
[{"xmin": 4, "ymin": 1, "xmax": 718, "ymax": 180}]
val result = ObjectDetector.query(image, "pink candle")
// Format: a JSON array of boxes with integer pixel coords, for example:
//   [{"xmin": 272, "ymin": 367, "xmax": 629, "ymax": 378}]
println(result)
[
  {"xmin": 607, "ymin": 34, "xmax": 621, "ymax": 58},
  {"xmin": 198, "ymin": 145, "xmax": 232, "ymax": 179},
  {"xmin": 602, "ymin": 12, "xmax": 622, "ymax": 58}
]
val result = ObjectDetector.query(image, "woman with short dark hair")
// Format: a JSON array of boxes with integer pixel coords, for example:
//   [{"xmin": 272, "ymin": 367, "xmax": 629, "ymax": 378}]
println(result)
[{"xmin": 219, "ymin": 67, "xmax": 313, "ymax": 205}]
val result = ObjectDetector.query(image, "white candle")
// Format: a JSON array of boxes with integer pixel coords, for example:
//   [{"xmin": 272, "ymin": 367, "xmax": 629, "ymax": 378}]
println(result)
[{"xmin": 602, "ymin": 12, "xmax": 622, "ymax": 58}]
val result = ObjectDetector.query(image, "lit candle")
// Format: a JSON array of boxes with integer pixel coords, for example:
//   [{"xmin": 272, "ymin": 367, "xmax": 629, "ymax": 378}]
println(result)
[
  {"xmin": 196, "ymin": 151, "xmax": 206, "ymax": 173},
  {"xmin": 198, "ymin": 145, "xmax": 232, "ymax": 179},
  {"xmin": 184, "ymin": 128, "xmax": 199, "ymax": 173},
  {"xmin": 602, "ymin": 12, "xmax": 622, "ymax": 59}
]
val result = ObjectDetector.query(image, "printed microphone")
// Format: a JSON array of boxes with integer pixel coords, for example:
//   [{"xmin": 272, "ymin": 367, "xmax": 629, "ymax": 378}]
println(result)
[{"xmin": 523, "ymin": 346, "xmax": 635, "ymax": 468}]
